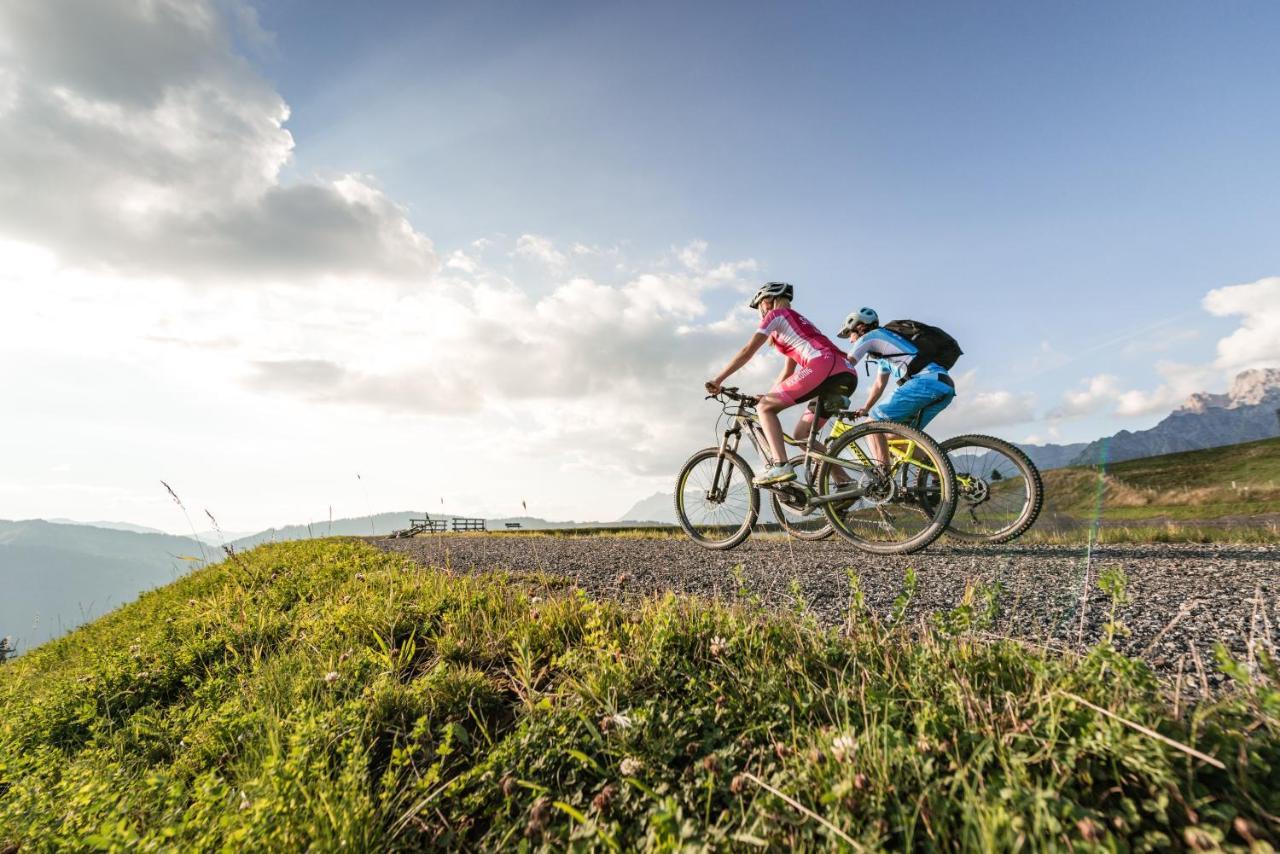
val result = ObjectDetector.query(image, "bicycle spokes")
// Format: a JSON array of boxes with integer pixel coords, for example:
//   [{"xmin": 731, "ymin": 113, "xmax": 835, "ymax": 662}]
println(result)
[
  {"xmin": 674, "ymin": 449, "xmax": 758, "ymax": 549},
  {"xmin": 817, "ymin": 421, "xmax": 956, "ymax": 554},
  {"xmin": 941, "ymin": 436, "xmax": 1043, "ymax": 543}
]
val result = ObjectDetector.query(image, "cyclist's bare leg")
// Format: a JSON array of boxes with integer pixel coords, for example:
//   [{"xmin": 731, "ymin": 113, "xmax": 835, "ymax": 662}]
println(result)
[
  {"xmin": 756, "ymin": 393, "xmax": 790, "ymax": 465},
  {"xmin": 868, "ymin": 431, "xmax": 889, "ymax": 468},
  {"xmin": 794, "ymin": 410, "xmax": 850, "ymax": 484}
]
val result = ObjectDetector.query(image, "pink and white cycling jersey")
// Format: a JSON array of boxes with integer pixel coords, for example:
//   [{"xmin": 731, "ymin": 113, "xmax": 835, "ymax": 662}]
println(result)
[{"xmin": 757, "ymin": 308, "xmax": 845, "ymax": 367}]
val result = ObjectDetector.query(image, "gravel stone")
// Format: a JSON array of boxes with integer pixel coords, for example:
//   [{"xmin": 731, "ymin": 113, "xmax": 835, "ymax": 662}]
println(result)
[{"xmin": 374, "ymin": 534, "xmax": 1280, "ymax": 687}]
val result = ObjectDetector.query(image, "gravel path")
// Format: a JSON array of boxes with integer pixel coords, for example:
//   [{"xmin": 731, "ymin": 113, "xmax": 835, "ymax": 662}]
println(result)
[{"xmin": 374, "ymin": 534, "xmax": 1280, "ymax": 688}]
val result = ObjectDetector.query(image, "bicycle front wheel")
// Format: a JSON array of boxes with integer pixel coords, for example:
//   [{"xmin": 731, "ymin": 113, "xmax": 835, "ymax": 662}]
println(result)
[
  {"xmin": 769, "ymin": 455, "xmax": 833, "ymax": 540},
  {"xmin": 815, "ymin": 420, "xmax": 956, "ymax": 555},
  {"xmin": 940, "ymin": 434, "xmax": 1043, "ymax": 543},
  {"xmin": 674, "ymin": 448, "xmax": 759, "ymax": 550}
]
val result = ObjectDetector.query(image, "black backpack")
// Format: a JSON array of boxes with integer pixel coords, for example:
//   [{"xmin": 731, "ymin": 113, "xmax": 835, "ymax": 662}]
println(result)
[{"xmin": 882, "ymin": 320, "xmax": 963, "ymax": 380}]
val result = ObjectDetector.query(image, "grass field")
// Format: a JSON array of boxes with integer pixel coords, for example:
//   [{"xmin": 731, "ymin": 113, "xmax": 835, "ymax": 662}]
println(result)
[
  {"xmin": 1040, "ymin": 436, "xmax": 1280, "ymax": 524},
  {"xmin": 2, "ymin": 539, "xmax": 1278, "ymax": 849}
]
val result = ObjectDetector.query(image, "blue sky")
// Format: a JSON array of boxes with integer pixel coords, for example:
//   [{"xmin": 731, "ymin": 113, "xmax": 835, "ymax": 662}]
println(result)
[
  {"xmin": 258, "ymin": 0, "xmax": 1279, "ymax": 423},
  {"xmin": 2, "ymin": 0, "xmax": 1279, "ymax": 530}
]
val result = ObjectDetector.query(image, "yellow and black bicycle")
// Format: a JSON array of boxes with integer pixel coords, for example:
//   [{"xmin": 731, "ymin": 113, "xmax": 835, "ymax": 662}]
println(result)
[
  {"xmin": 674, "ymin": 387, "xmax": 957, "ymax": 554},
  {"xmin": 771, "ymin": 420, "xmax": 1044, "ymax": 545}
]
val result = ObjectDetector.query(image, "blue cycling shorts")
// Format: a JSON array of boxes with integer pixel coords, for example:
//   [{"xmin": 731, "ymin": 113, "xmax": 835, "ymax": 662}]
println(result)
[{"xmin": 870, "ymin": 373, "xmax": 955, "ymax": 429}]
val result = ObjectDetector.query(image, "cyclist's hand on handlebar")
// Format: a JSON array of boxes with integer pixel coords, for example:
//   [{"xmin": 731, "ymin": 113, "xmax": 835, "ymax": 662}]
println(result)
[
  {"xmin": 704, "ymin": 380, "xmax": 723, "ymax": 396},
  {"xmin": 851, "ymin": 407, "xmax": 869, "ymax": 419}
]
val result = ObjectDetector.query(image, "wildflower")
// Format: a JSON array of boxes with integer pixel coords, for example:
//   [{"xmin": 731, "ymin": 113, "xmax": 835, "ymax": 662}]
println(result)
[
  {"xmin": 730, "ymin": 774, "xmax": 748, "ymax": 795},
  {"xmin": 915, "ymin": 737, "xmax": 932, "ymax": 754},
  {"xmin": 591, "ymin": 784, "xmax": 618, "ymax": 813},
  {"xmin": 619, "ymin": 757, "xmax": 644, "ymax": 776},
  {"xmin": 1233, "ymin": 817, "xmax": 1257, "ymax": 842},
  {"xmin": 710, "ymin": 635, "xmax": 728, "ymax": 657},
  {"xmin": 1184, "ymin": 827, "xmax": 1216, "ymax": 850},
  {"xmin": 323, "ymin": 671, "xmax": 339, "ymax": 684},
  {"xmin": 501, "ymin": 776, "xmax": 517, "ymax": 798},
  {"xmin": 853, "ymin": 773, "xmax": 868, "ymax": 790},
  {"xmin": 239, "ymin": 791, "xmax": 251, "ymax": 811},
  {"xmin": 1076, "ymin": 818, "xmax": 1104, "ymax": 843},
  {"xmin": 525, "ymin": 796, "xmax": 552, "ymax": 837},
  {"xmin": 831, "ymin": 735, "xmax": 857, "ymax": 763},
  {"xmin": 701, "ymin": 754, "xmax": 720, "ymax": 774},
  {"xmin": 354, "ymin": 573, "xmax": 366, "ymax": 581},
  {"xmin": 773, "ymin": 741, "xmax": 791, "ymax": 760}
]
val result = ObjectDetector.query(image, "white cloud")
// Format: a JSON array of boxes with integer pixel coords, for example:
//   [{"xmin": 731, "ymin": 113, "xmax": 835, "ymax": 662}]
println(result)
[
  {"xmin": 1048, "ymin": 277, "xmax": 1280, "ymax": 425},
  {"xmin": 1047, "ymin": 374, "xmax": 1124, "ymax": 419},
  {"xmin": 927, "ymin": 369, "xmax": 1037, "ymax": 435},
  {"xmin": 678, "ymin": 239, "xmax": 708, "ymax": 270},
  {"xmin": 515, "ymin": 234, "xmax": 566, "ymax": 267},
  {"xmin": 0, "ymin": 0, "xmax": 436, "ymax": 283},
  {"xmin": 1045, "ymin": 369, "xmax": 1196, "ymax": 421},
  {"xmin": 1205, "ymin": 277, "xmax": 1280, "ymax": 371}
]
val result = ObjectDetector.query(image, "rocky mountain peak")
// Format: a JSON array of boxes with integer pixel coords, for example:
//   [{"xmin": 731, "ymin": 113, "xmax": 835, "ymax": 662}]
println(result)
[{"xmin": 1178, "ymin": 368, "xmax": 1280, "ymax": 413}]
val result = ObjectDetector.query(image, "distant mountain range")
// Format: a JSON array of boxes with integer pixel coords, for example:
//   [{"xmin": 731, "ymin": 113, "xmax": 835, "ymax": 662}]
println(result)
[
  {"xmin": 616, "ymin": 491, "xmax": 782, "ymax": 526},
  {"xmin": 1019, "ymin": 368, "xmax": 1280, "ymax": 470},
  {"xmin": 0, "ymin": 520, "xmax": 210, "ymax": 653},
  {"xmin": 48, "ymin": 518, "xmax": 252, "ymax": 546}
]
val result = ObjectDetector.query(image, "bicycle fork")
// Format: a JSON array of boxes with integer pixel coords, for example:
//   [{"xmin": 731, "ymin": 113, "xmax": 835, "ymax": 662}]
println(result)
[{"xmin": 708, "ymin": 427, "xmax": 743, "ymax": 502}]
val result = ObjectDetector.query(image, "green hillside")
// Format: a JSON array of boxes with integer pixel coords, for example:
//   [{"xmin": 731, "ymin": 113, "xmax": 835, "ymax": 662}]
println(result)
[
  {"xmin": 1040, "ymin": 436, "xmax": 1280, "ymax": 527},
  {"xmin": 3, "ymin": 540, "xmax": 1278, "ymax": 849}
]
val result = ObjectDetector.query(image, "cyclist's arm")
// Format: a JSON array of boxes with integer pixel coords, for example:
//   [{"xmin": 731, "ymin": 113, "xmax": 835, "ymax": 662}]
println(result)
[
  {"xmin": 856, "ymin": 369, "xmax": 890, "ymax": 416},
  {"xmin": 709, "ymin": 332, "xmax": 768, "ymax": 389}
]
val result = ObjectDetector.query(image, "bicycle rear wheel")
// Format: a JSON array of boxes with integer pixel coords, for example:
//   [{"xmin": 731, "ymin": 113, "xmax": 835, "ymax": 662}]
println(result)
[
  {"xmin": 769, "ymin": 455, "xmax": 834, "ymax": 540},
  {"xmin": 815, "ymin": 421, "xmax": 956, "ymax": 555},
  {"xmin": 674, "ymin": 448, "xmax": 759, "ymax": 550},
  {"xmin": 939, "ymin": 434, "xmax": 1043, "ymax": 543}
]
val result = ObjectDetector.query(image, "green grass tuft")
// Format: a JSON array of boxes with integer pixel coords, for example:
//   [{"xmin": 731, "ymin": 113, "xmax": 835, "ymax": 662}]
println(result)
[{"xmin": 2, "ymin": 539, "xmax": 1278, "ymax": 849}]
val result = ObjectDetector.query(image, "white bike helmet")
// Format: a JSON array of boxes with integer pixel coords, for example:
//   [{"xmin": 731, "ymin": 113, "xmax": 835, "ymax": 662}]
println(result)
[
  {"xmin": 837, "ymin": 307, "xmax": 879, "ymax": 338},
  {"xmin": 748, "ymin": 281, "xmax": 794, "ymax": 309}
]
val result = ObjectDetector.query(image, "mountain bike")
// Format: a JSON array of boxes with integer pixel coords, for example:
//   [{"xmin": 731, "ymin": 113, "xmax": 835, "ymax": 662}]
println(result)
[
  {"xmin": 674, "ymin": 388, "xmax": 956, "ymax": 554},
  {"xmin": 771, "ymin": 423, "xmax": 1044, "ymax": 545}
]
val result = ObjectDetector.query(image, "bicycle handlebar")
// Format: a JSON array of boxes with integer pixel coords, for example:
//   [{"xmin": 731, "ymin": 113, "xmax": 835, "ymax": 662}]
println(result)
[{"xmin": 707, "ymin": 386, "xmax": 759, "ymax": 406}]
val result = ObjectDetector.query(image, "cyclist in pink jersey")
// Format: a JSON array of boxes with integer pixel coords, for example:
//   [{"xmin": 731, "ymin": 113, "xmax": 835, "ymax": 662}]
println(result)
[{"xmin": 706, "ymin": 282, "xmax": 857, "ymax": 485}]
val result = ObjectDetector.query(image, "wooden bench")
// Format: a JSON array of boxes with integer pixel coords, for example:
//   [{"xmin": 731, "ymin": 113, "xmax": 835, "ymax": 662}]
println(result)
[
  {"xmin": 389, "ymin": 516, "xmax": 448, "ymax": 538},
  {"xmin": 451, "ymin": 517, "xmax": 486, "ymax": 532}
]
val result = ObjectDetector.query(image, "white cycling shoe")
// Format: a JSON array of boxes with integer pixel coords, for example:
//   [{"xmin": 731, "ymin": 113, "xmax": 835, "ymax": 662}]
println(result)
[{"xmin": 753, "ymin": 463, "xmax": 796, "ymax": 486}]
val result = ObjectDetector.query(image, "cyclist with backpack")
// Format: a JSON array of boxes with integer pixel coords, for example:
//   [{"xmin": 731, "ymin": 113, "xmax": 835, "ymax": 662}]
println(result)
[
  {"xmin": 838, "ymin": 308, "xmax": 961, "ymax": 461},
  {"xmin": 705, "ymin": 282, "xmax": 857, "ymax": 486}
]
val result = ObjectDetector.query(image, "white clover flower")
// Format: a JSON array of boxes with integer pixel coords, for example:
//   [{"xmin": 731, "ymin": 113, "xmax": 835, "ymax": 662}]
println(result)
[
  {"xmin": 619, "ymin": 757, "xmax": 644, "ymax": 776},
  {"xmin": 710, "ymin": 636, "xmax": 728, "ymax": 657},
  {"xmin": 323, "ymin": 671, "xmax": 340, "ymax": 684},
  {"xmin": 831, "ymin": 734, "xmax": 857, "ymax": 762},
  {"xmin": 610, "ymin": 712, "xmax": 633, "ymax": 730}
]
